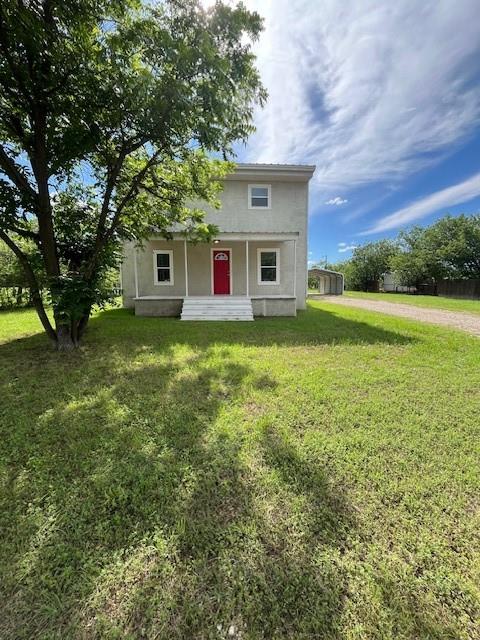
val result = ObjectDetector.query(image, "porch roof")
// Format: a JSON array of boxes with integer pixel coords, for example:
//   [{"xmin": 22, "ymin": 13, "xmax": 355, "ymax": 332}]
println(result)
[{"xmin": 168, "ymin": 231, "xmax": 299, "ymax": 242}]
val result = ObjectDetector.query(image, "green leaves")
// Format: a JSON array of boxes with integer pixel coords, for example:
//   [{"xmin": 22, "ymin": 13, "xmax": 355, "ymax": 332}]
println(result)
[
  {"xmin": 345, "ymin": 240, "xmax": 400, "ymax": 291},
  {"xmin": 335, "ymin": 215, "xmax": 480, "ymax": 291},
  {"xmin": 0, "ymin": 0, "xmax": 265, "ymax": 345},
  {"xmin": 1, "ymin": 0, "xmax": 264, "ymax": 237},
  {"xmin": 113, "ymin": 151, "xmax": 232, "ymax": 241},
  {"xmin": 393, "ymin": 215, "xmax": 480, "ymax": 285}
]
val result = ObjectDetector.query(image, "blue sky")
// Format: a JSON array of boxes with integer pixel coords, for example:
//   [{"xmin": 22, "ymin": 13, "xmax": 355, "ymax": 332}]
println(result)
[{"xmin": 221, "ymin": 0, "xmax": 480, "ymax": 266}]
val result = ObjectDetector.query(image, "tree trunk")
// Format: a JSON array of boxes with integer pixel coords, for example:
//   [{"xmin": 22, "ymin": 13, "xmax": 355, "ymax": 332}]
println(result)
[
  {"xmin": 55, "ymin": 322, "xmax": 76, "ymax": 351},
  {"xmin": 77, "ymin": 309, "xmax": 91, "ymax": 340},
  {"xmin": 54, "ymin": 311, "xmax": 92, "ymax": 351}
]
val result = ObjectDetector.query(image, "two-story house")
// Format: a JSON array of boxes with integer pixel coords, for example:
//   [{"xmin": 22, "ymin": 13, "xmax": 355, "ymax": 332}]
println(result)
[{"xmin": 121, "ymin": 163, "xmax": 316, "ymax": 319}]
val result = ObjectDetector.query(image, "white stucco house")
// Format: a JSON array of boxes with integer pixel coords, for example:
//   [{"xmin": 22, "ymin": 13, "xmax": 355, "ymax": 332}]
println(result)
[{"xmin": 121, "ymin": 163, "xmax": 316, "ymax": 319}]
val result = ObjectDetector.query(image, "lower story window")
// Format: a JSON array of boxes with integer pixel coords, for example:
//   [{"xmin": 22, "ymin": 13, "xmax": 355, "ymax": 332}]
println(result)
[
  {"xmin": 258, "ymin": 248, "xmax": 280, "ymax": 285},
  {"xmin": 153, "ymin": 250, "xmax": 174, "ymax": 285}
]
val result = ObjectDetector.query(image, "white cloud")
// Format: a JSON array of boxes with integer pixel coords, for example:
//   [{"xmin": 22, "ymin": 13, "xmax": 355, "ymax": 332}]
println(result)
[
  {"xmin": 338, "ymin": 242, "xmax": 357, "ymax": 253},
  {"xmin": 363, "ymin": 171, "xmax": 480, "ymax": 234},
  {"xmin": 198, "ymin": 0, "xmax": 217, "ymax": 8},
  {"xmin": 325, "ymin": 196, "xmax": 348, "ymax": 205},
  {"xmin": 243, "ymin": 0, "xmax": 480, "ymax": 190}
]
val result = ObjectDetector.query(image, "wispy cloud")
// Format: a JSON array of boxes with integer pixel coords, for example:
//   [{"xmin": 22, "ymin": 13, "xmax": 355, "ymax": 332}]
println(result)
[
  {"xmin": 363, "ymin": 172, "xmax": 480, "ymax": 234},
  {"xmin": 325, "ymin": 196, "xmax": 348, "ymax": 205},
  {"xmin": 244, "ymin": 0, "xmax": 480, "ymax": 190},
  {"xmin": 338, "ymin": 242, "xmax": 357, "ymax": 253}
]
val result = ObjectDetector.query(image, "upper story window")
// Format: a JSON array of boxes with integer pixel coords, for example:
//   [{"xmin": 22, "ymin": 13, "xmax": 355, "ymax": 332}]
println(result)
[
  {"xmin": 258, "ymin": 248, "xmax": 280, "ymax": 285},
  {"xmin": 248, "ymin": 184, "xmax": 271, "ymax": 209},
  {"xmin": 153, "ymin": 250, "xmax": 174, "ymax": 285}
]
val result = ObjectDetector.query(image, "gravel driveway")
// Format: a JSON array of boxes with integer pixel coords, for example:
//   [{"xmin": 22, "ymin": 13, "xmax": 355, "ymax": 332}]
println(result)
[{"xmin": 317, "ymin": 295, "xmax": 480, "ymax": 337}]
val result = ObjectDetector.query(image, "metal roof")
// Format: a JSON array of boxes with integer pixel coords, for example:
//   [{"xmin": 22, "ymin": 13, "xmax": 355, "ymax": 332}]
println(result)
[
  {"xmin": 308, "ymin": 267, "xmax": 344, "ymax": 276},
  {"xmin": 226, "ymin": 163, "xmax": 316, "ymax": 182},
  {"xmin": 235, "ymin": 162, "xmax": 316, "ymax": 171}
]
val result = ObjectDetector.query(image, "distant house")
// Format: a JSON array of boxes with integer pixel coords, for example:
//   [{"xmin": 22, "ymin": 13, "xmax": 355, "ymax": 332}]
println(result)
[
  {"xmin": 308, "ymin": 267, "xmax": 344, "ymax": 295},
  {"xmin": 121, "ymin": 163, "xmax": 316, "ymax": 320},
  {"xmin": 382, "ymin": 272, "xmax": 414, "ymax": 293}
]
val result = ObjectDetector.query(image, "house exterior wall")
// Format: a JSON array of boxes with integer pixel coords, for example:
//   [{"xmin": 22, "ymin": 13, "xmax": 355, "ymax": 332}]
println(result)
[
  {"xmin": 121, "ymin": 164, "xmax": 314, "ymax": 315},
  {"xmin": 202, "ymin": 179, "xmax": 307, "ymax": 305},
  {"xmin": 382, "ymin": 272, "xmax": 411, "ymax": 293},
  {"xmin": 135, "ymin": 298, "xmax": 183, "ymax": 316},
  {"xmin": 201, "ymin": 179, "xmax": 307, "ymax": 234},
  {"xmin": 251, "ymin": 298, "xmax": 296, "ymax": 316}
]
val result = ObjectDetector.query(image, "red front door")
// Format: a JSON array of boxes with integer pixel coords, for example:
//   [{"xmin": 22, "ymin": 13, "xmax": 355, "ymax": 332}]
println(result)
[{"xmin": 213, "ymin": 249, "xmax": 231, "ymax": 294}]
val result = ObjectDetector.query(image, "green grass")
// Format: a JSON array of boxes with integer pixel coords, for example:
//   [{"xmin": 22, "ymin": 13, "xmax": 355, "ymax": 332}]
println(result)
[
  {"xmin": 345, "ymin": 290, "xmax": 480, "ymax": 314},
  {"xmin": 1, "ymin": 304, "xmax": 479, "ymax": 639}
]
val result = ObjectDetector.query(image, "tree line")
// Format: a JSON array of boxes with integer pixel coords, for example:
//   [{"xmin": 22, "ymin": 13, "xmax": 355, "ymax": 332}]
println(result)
[{"xmin": 325, "ymin": 214, "xmax": 480, "ymax": 291}]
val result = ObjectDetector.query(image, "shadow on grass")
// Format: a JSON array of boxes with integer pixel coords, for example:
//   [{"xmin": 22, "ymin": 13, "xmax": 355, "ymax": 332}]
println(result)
[
  {"xmin": 0, "ymin": 332, "xmax": 354, "ymax": 639},
  {"xmin": 87, "ymin": 302, "xmax": 417, "ymax": 350},
  {"xmin": 0, "ymin": 303, "xmax": 415, "ymax": 356},
  {"xmin": 0, "ymin": 304, "xmax": 423, "ymax": 639}
]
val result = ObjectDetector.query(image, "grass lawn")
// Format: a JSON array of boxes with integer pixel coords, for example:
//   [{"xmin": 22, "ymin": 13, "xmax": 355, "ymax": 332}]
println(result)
[
  {"xmin": 1, "ymin": 303, "xmax": 479, "ymax": 639},
  {"xmin": 345, "ymin": 290, "xmax": 480, "ymax": 315}
]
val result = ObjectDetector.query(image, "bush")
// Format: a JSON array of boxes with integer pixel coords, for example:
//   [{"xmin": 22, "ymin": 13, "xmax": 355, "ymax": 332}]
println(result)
[{"xmin": 0, "ymin": 287, "xmax": 33, "ymax": 309}]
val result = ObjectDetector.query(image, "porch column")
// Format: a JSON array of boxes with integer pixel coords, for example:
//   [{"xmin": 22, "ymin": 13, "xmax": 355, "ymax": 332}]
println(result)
[
  {"xmin": 293, "ymin": 239, "xmax": 297, "ymax": 298},
  {"xmin": 245, "ymin": 240, "xmax": 249, "ymax": 297},
  {"xmin": 134, "ymin": 246, "xmax": 139, "ymax": 298},
  {"xmin": 184, "ymin": 239, "xmax": 189, "ymax": 297}
]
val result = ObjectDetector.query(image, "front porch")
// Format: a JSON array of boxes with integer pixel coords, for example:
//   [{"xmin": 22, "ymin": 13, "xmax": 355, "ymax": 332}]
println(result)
[{"xmin": 123, "ymin": 233, "xmax": 303, "ymax": 318}]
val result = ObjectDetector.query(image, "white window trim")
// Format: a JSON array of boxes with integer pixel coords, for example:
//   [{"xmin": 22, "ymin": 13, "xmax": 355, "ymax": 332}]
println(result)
[
  {"xmin": 153, "ymin": 249, "xmax": 174, "ymax": 286},
  {"xmin": 248, "ymin": 184, "xmax": 271, "ymax": 210},
  {"xmin": 257, "ymin": 248, "xmax": 280, "ymax": 285}
]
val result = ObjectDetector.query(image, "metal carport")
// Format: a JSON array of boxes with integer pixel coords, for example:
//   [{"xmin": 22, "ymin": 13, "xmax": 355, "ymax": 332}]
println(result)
[{"xmin": 308, "ymin": 268, "xmax": 344, "ymax": 295}]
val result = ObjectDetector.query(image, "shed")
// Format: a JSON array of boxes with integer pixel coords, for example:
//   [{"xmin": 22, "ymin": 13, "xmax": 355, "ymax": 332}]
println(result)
[{"xmin": 308, "ymin": 268, "xmax": 344, "ymax": 295}]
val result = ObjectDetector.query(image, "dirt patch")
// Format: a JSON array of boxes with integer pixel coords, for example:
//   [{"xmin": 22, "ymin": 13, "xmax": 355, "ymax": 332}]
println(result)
[{"xmin": 320, "ymin": 296, "xmax": 480, "ymax": 337}]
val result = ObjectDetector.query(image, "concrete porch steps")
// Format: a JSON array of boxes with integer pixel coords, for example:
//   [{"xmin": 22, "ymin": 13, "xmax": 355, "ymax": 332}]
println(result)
[{"xmin": 180, "ymin": 296, "xmax": 254, "ymax": 321}]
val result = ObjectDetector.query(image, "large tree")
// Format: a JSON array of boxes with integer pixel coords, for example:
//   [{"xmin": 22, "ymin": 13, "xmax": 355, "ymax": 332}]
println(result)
[
  {"xmin": 392, "ymin": 214, "xmax": 480, "ymax": 286},
  {"xmin": 0, "ymin": 0, "xmax": 266, "ymax": 349},
  {"xmin": 346, "ymin": 240, "xmax": 399, "ymax": 291}
]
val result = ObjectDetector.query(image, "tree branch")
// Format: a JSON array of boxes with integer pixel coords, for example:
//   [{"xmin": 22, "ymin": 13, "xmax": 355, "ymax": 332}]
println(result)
[
  {"xmin": 0, "ymin": 145, "xmax": 37, "ymax": 201},
  {"xmin": 113, "ymin": 150, "xmax": 162, "ymax": 225},
  {"xmin": 86, "ymin": 149, "xmax": 162, "ymax": 277},
  {"xmin": 96, "ymin": 148, "xmax": 128, "ymax": 239},
  {"xmin": 96, "ymin": 138, "xmax": 150, "ymax": 239},
  {"xmin": 3, "ymin": 222, "xmax": 39, "ymax": 242}
]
